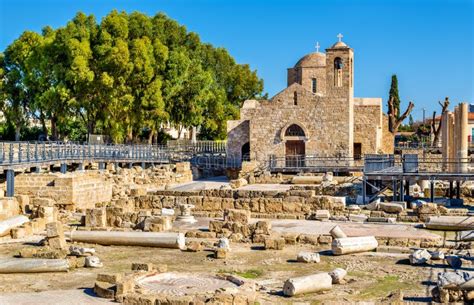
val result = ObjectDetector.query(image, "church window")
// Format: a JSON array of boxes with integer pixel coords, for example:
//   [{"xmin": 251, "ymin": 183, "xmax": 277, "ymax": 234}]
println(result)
[
  {"xmin": 312, "ymin": 78, "xmax": 317, "ymax": 93},
  {"xmin": 293, "ymin": 91, "xmax": 298, "ymax": 105},
  {"xmin": 353, "ymin": 143, "xmax": 362, "ymax": 160},
  {"xmin": 334, "ymin": 57, "xmax": 343, "ymax": 87},
  {"xmin": 285, "ymin": 124, "xmax": 305, "ymax": 137}
]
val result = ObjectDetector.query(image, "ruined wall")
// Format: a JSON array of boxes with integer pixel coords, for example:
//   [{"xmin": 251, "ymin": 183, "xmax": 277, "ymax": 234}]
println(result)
[
  {"xmin": 381, "ymin": 114, "xmax": 394, "ymax": 153},
  {"xmin": 15, "ymin": 172, "xmax": 112, "ymax": 210},
  {"xmin": 226, "ymin": 119, "xmax": 249, "ymax": 159},
  {"xmin": 126, "ymin": 188, "xmax": 347, "ymax": 220},
  {"xmin": 0, "ymin": 197, "xmax": 19, "ymax": 220},
  {"xmin": 105, "ymin": 162, "xmax": 193, "ymax": 200},
  {"xmin": 353, "ymin": 98, "xmax": 382, "ymax": 155}
]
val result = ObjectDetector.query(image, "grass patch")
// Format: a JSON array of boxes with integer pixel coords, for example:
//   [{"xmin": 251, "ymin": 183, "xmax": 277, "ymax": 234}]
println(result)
[
  {"xmin": 357, "ymin": 275, "xmax": 413, "ymax": 300},
  {"xmin": 235, "ymin": 269, "xmax": 263, "ymax": 279},
  {"xmin": 218, "ymin": 268, "xmax": 264, "ymax": 279}
]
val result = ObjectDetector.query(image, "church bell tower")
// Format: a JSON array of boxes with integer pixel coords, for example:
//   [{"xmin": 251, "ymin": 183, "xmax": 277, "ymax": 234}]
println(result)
[{"xmin": 325, "ymin": 34, "xmax": 354, "ymax": 158}]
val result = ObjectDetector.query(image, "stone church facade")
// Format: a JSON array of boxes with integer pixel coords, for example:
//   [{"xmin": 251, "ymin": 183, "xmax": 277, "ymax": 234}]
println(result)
[{"xmin": 227, "ymin": 36, "xmax": 394, "ymax": 164}]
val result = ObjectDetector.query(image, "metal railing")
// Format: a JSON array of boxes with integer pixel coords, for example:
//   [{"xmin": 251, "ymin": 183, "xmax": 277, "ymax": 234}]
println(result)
[
  {"xmin": 267, "ymin": 155, "xmax": 363, "ymax": 171},
  {"xmin": 0, "ymin": 141, "xmax": 171, "ymax": 167},
  {"xmin": 167, "ymin": 140, "xmax": 227, "ymax": 154},
  {"xmin": 364, "ymin": 154, "xmax": 474, "ymax": 174},
  {"xmin": 0, "ymin": 140, "xmax": 234, "ymax": 170},
  {"xmin": 191, "ymin": 155, "xmax": 242, "ymax": 169}
]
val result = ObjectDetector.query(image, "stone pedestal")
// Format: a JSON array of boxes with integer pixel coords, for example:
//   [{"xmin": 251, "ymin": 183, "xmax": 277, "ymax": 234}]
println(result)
[{"xmin": 176, "ymin": 204, "xmax": 196, "ymax": 223}]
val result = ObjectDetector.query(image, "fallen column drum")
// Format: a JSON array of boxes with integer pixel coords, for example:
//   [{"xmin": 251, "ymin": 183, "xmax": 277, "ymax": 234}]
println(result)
[
  {"xmin": 0, "ymin": 215, "xmax": 29, "ymax": 237},
  {"xmin": 67, "ymin": 230, "xmax": 186, "ymax": 250},
  {"xmin": 283, "ymin": 272, "xmax": 332, "ymax": 296},
  {"xmin": 425, "ymin": 216, "xmax": 474, "ymax": 231},
  {"xmin": 331, "ymin": 236, "xmax": 378, "ymax": 255},
  {"xmin": 0, "ymin": 258, "xmax": 69, "ymax": 273}
]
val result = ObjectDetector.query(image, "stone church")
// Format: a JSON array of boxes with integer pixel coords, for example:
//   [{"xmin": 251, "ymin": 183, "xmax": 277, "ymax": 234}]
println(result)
[{"xmin": 227, "ymin": 35, "xmax": 393, "ymax": 164}]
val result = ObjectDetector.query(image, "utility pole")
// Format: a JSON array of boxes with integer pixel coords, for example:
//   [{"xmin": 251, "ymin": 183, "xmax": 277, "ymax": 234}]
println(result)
[{"xmin": 422, "ymin": 108, "xmax": 426, "ymax": 125}]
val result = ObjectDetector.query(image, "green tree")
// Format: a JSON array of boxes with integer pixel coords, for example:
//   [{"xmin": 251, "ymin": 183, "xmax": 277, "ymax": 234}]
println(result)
[
  {"xmin": 388, "ymin": 74, "xmax": 400, "ymax": 119},
  {"xmin": 408, "ymin": 114, "xmax": 414, "ymax": 127},
  {"xmin": 2, "ymin": 31, "xmax": 43, "ymax": 140},
  {"xmin": 1, "ymin": 10, "xmax": 264, "ymax": 142}
]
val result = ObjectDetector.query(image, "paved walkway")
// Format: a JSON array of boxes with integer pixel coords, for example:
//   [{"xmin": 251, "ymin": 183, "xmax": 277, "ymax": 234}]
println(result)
[
  {"xmin": 170, "ymin": 176, "xmax": 229, "ymax": 191},
  {"xmin": 0, "ymin": 289, "xmax": 114, "ymax": 305}
]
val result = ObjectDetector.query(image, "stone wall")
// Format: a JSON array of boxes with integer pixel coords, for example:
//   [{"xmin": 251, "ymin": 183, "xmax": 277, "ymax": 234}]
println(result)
[
  {"xmin": 381, "ymin": 114, "xmax": 394, "ymax": 153},
  {"xmin": 104, "ymin": 162, "xmax": 193, "ymax": 200},
  {"xmin": 126, "ymin": 188, "xmax": 347, "ymax": 220},
  {"xmin": 239, "ymin": 82, "xmax": 354, "ymax": 162},
  {"xmin": 354, "ymin": 98, "xmax": 382, "ymax": 155},
  {"xmin": 15, "ymin": 172, "xmax": 112, "ymax": 210},
  {"xmin": 226, "ymin": 119, "xmax": 249, "ymax": 159},
  {"xmin": 0, "ymin": 197, "xmax": 19, "ymax": 221}
]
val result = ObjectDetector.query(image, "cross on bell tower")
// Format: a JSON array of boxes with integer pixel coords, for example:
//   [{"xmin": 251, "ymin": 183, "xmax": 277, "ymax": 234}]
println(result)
[
  {"xmin": 315, "ymin": 41, "xmax": 320, "ymax": 53},
  {"xmin": 337, "ymin": 33, "xmax": 343, "ymax": 42}
]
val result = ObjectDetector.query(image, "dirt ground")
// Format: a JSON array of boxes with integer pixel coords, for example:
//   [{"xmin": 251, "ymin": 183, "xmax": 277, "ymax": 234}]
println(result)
[{"xmin": 0, "ymin": 238, "xmax": 448, "ymax": 304}]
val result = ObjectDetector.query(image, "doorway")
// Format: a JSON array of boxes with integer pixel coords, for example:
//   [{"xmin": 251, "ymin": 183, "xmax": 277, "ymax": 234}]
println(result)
[
  {"xmin": 241, "ymin": 142, "xmax": 250, "ymax": 161},
  {"xmin": 285, "ymin": 140, "xmax": 305, "ymax": 167}
]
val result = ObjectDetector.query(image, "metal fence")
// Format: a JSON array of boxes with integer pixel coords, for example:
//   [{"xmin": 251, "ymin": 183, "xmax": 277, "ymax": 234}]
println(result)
[
  {"xmin": 267, "ymin": 155, "xmax": 363, "ymax": 172},
  {"xmin": 191, "ymin": 155, "xmax": 242, "ymax": 169},
  {"xmin": 167, "ymin": 140, "xmax": 226, "ymax": 154},
  {"xmin": 363, "ymin": 154, "xmax": 473, "ymax": 174}
]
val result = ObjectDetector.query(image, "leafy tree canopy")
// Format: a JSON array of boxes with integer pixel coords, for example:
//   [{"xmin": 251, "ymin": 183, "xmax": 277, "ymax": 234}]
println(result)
[{"xmin": 0, "ymin": 10, "xmax": 264, "ymax": 142}]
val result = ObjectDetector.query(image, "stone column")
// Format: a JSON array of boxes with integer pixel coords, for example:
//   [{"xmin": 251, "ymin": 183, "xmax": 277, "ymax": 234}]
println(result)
[
  {"xmin": 441, "ymin": 111, "xmax": 450, "ymax": 171},
  {"xmin": 458, "ymin": 103, "xmax": 468, "ymax": 173},
  {"xmin": 448, "ymin": 112, "xmax": 455, "ymax": 172}
]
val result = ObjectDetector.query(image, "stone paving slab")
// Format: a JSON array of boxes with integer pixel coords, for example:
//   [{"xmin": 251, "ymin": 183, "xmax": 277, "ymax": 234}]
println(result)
[
  {"xmin": 270, "ymin": 219, "xmax": 440, "ymax": 240},
  {"xmin": 169, "ymin": 176, "xmax": 230, "ymax": 191},
  {"xmin": 237, "ymin": 183, "xmax": 292, "ymax": 191},
  {"xmin": 174, "ymin": 217, "xmax": 441, "ymax": 241},
  {"xmin": 0, "ymin": 289, "xmax": 114, "ymax": 305}
]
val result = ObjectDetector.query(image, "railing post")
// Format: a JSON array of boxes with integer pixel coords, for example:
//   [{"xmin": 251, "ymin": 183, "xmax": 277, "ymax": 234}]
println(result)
[
  {"xmin": 362, "ymin": 176, "xmax": 367, "ymax": 204},
  {"xmin": 9, "ymin": 143, "xmax": 13, "ymax": 164},
  {"xmin": 392, "ymin": 179, "xmax": 397, "ymax": 202},
  {"xmin": 399, "ymin": 179, "xmax": 404, "ymax": 202},
  {"xmin": 18, "ymin": 143, "xmax": 22, "ymax": 163},
  {"xmin": 0, "ymin": 143, "xmax": 3, "ymax": 163},
  {"xmin": 6, "ymin": 169, "xmax": 15, "ymax": 197},
  {"xmin": 430, "ymin": 180, "xmax": 435, "ymax": 203}
]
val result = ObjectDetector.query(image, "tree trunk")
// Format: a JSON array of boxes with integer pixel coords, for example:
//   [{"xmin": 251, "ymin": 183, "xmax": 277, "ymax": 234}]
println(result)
[
  {"xmin": 39, "ymin": 111, "xmax": 47, "ymax": 137},
  {"xmin": 178, "ymin": 125, "xmax": 184, "ymax": 139},
  {"xmin": 148, "ymin": 129, "xmax": 155, "ymax": 144},
  {"xmin": 126, "ymin": 128, "xmax": 133, "ymax": 144},
  {"xmin": 14, "ymin": 125, "xmax": 21, "ymax": 141},
  {"xmin": 51, "ymin": 116, "xmax": 58, "ymax": 141},
  {"xmin": 431, "ymin": 97, "xmax": 450, "ymax": 146},
  {"xmin": 388, "ymin": 96, "xmax": 415, "ymax": 134}
]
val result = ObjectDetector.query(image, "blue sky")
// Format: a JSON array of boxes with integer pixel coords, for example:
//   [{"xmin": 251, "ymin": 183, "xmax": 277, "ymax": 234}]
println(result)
[{"xmin": 1, "ymin": 0, "xmax": 473, "ymax": 120}]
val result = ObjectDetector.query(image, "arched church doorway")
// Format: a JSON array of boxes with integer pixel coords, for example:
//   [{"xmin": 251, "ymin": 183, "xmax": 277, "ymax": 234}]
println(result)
[
  {"xmin": 284, "ymin": 124, "xmax": 305, "ymax": 168},
  {"xmin": 241, "ymin": 142, "xmax": 250, "ymax": 161}
]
